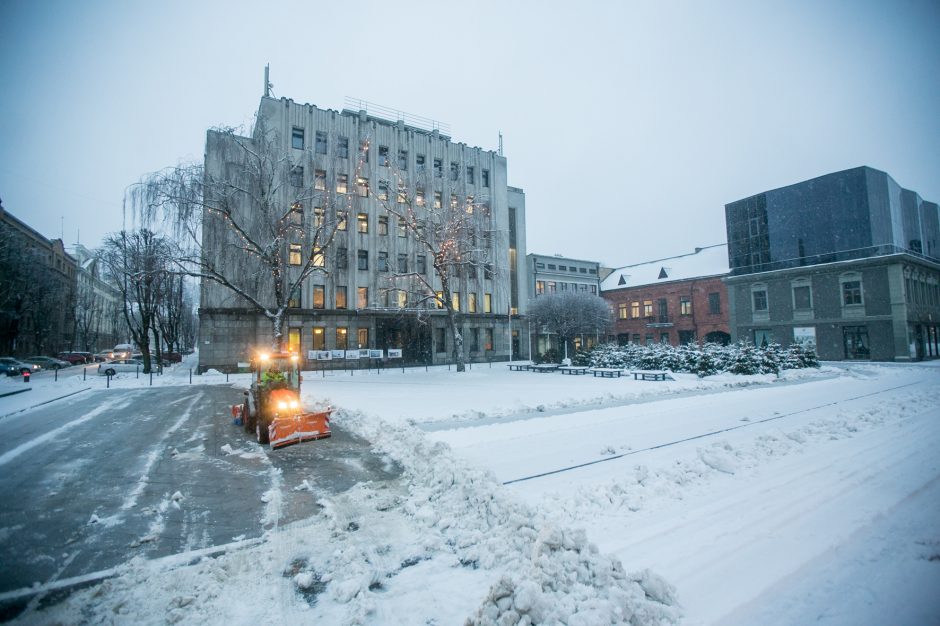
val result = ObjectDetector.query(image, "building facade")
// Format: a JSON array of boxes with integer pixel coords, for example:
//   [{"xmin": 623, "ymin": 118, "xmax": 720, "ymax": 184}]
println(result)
[
  {"xmin": 527, "ymin": 253, "xmax": 601, "ymax": 299},
  {"xmin": 0, "ymin": 205, "xmax": 78, "ymax": 355},
  {"xmin": 199, "ymin": 96, "xmax": 528, "ymax": 371},
  {"xmin": 68, "ymin": 243, "xmax": 125, "ymax": 351},
  {"xmin": 601, "ymin": 245, "xmax": 730, "ymax": 346},
  {"xmin": 725, "ymin": 166, "xmax": 940, "ymax": 360}
]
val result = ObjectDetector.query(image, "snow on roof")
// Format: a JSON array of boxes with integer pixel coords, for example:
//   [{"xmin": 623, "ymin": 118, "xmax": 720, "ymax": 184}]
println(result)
[{"xmin": 600, "ymin": 244, "xmax": 729, "ymax": 291}]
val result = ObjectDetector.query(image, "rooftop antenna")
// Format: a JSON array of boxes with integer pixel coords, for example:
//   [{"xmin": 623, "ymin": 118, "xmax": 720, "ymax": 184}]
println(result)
[
  {"xmin": 60, "ymin": 216, "xmax": 64, "ymax": 240},
  {"xmin": 264, "ymin": 64, "xmax": 272, "ymax": 98},
  {"xmin": 498, "ymin": 132, "xmax": 504, "ymax": 156}
]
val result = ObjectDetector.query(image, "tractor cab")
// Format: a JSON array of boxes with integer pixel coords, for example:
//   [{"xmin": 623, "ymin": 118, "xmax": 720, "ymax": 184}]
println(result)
[{"xmin": 237, "ymin": 350, "xmax": 332, "ymax": 449}]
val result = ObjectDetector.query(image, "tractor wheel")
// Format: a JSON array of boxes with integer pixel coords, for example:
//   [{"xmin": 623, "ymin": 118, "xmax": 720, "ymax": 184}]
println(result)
[{"xmin": 256, "ymin": 418, "xmax": 270, "ymax": 445}]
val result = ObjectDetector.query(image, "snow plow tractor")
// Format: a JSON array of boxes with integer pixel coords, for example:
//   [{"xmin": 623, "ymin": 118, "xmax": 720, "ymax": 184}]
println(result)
[{"xmin": 235, "ymin": 351, "xmax": 331, "ymax": 449}]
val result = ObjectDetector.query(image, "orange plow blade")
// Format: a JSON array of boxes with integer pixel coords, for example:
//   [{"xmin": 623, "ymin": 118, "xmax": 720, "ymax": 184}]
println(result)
[{"xmin": 269, "ymin": 408, "xmax": 332, "ymax": 450}]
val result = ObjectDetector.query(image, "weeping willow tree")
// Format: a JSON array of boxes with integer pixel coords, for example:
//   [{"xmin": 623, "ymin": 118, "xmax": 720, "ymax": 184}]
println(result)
[{"xmin": 127, "ymin": 117, "xmax": 347, "ymax": 352}]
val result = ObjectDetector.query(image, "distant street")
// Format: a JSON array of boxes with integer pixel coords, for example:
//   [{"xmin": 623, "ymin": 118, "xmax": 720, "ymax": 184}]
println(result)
[{"xmin": 0, "ymin": 383, "xmax": 399, "ymax": 618}]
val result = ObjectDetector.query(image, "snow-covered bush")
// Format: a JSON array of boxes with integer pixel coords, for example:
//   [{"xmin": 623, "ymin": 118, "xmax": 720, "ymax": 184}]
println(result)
[{"xmin": 581, "ymin": 341, "xmax": 819, "ymax": 377}]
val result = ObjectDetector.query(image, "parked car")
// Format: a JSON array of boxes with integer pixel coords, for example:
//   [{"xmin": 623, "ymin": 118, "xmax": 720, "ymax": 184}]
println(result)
[
  {"xmin": 93, "ymin": 352, "xmax": 111, "ymax": 362},
  {"xmin": 57, "ymin": 352, "xmax": 90, "ymax": 365},
  {"xmin": 0, "ymin": 357, "xmax": 40, "ymax": 376},
  {"xmin": 23, "ymin": 356, "xmax": 70, "ymax": 370},
  {"xmin": 97, "ymin": 359, "xmax": 145, "ymax": 376},
  {"xmin": 111, "ymin": 344, "xmax": 134, "ymax": 359}
]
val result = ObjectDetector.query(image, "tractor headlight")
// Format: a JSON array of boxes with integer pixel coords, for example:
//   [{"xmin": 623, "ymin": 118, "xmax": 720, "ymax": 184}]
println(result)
[
  {"xmin": 289, "ymin": 400, "xmax": 299, "ymax": 409},
  {"xmin": 277, "ymin": 400, "xmax": 288, "ymax": 410}
]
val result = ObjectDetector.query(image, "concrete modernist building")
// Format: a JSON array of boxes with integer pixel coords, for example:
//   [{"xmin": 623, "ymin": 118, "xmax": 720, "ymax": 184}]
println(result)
[
  {"xmin": 601, "ymin": 245, "xmax": 730, "ymax": 346},
  {"xmin": 724, "ymin": 166, "xmax": 940, "ymax": 360},
  {"xmin": 199, "ymin": 95, "xmax": 528, "ymax": 371},
  {"xmin": 527, "ymin": 253, "xmax": 601, "ymax": 300}
]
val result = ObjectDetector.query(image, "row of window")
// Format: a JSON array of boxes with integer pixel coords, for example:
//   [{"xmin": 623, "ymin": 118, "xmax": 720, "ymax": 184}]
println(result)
[
  {"xmin": 750, "ymin": 277, "xmax": 865, "ymax": 313},
  {"xmin": 288, "ymin": 284, "xmax": 497, "ymax": 313},
  {"xmin": 534, "ymin": 261, "xmax": 597, "ymax": 275},
  {"xmin": 292, "ymin": 325, "xmax": 497, "ymax": 353},
  {"xmin": 615, "ymin": 294, "xmax": 721, "ymax": 320},
  {"xmin": 291, "ymin": 128, "xmax": 491, "ymax": 187},
  {"xmin": 288, "ymin": 243, "xmax": 494, "ymax": 278},
  {"xmin": 535, "ymin": 281, "xmax": 598, "ymax": 295}
]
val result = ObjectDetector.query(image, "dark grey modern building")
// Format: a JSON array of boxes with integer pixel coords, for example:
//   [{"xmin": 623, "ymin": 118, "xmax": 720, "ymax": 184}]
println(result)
[{"xmin": 724, "ymin": 166, "xmax": 939, "ymax": 361}]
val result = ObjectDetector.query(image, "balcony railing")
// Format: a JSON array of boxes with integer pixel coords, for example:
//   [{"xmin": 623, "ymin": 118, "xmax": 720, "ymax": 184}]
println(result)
[{"xmin": 645, "ymin": 315, "xmax": 673, "ymax": 327}]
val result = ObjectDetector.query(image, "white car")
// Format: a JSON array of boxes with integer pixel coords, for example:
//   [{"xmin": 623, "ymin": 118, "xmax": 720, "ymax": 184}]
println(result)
[{"xmin": 97, "ymin": 359, "xmax": 144, "ymax": 376}]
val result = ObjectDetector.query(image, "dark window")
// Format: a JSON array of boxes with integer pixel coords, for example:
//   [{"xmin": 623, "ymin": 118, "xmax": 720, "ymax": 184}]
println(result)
[
  {"xmin": 336, "ymin": 247, "xmax": 347, "ymax": 270},
  {"xmin": 793, "ymin": 285, "xmax": 812, "ymax": 309},
  {"xmin": 753, "ymin": 290, "xmax": 768, "ymax": 311},
  {"xmin": 843, "ymin": 326, "xmax": 870, "ymax": 359},
  {"xmin": 482, "ymin": 169, "xmax": 489, "ymax": 187},
  {"xmin": 314, "ymin": 169, "xmax": 326, "ymax": 190},
  {"xmin": 435, "ymin": 327, "xmax": 446, "ymax": 353},
  {"xmin": 315, "ymin": 131, "xmax": 327, "ymax": 154},
  {"xmin": 416, "ymin": 154, "xmax": 425, "ymax": 171},
  {"xmin": 290, "ymin": 166, "xmax": 303, "ymax": 187},
  {"xmin": 336, "ymin": 136, "xmax": 349, "ymax": 158},
  {"xmin": 678, "ymin": 330, "xmax": 696, "ymax": 344},
  {"xmin": 378, "ymin": 146, "xmax": 389, "ymax": 166},
  {"xmin": 398, "ymin": 149, "xmax": 408, "ymax": 170},
  {"xmin": 434, "ymin": 158, "xmax": 443, "ymax": 177},
  {"xmin": 336, "ymin": 286, "xmax": 347, "ymax": 309},
  {"xmin": 417, "ymin": 255, "xmax": 426, "ymax": 274},
  {"xmin": 378, "ymin": 251, "xmax": 388, "ymax": 272},
  {"xmin": 466, "ymin": 166, "xmax": 474, "ymax": 184},
  {"xmin": 708, "ymin": 292, "xmax": 721, "ymax": 314},
  {"xmin": 288, "ymin": 286, "xmax": 301, "ymax": 308},
  {"xmin": 397, "ymin": 253, "xmax": 408, "ymax": 273},
  {"xmin": 450, "ymin": 162, "xmax": 459, "ymax": 181},
  {"xmin": 843, "ymin": 280, "xmax": 862, "ymax": 305},
  {"xmin": 357, "ymin": 250, "xmax": 368, "ymax": 270},
  {"xmin": 291, "ymin": 127, "xmax": 304, "ymax": 150},
  {"xmin": 378, "ymin": 215, "xmax": 388, "ymax": 235}
]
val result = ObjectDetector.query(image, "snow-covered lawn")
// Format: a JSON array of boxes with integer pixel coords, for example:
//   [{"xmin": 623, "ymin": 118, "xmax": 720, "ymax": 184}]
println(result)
[{"xmin": 6, "ymin": 359, "xmax": 940, "ymax": 625}]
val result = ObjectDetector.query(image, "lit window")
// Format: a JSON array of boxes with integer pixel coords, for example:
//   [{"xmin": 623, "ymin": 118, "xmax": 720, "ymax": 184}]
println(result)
[
  {"xmin": 357, "ymin": 287, "xmax": 368, "ymax": 309},
  {"xmin": 313, "ymin": 285, "xmax": 325, "ymax": 309},
  {"xmin": 289, "ymin": 243, "xmax": 302, "ymax": 266},
  {"xmin": 311, "ymin": 246, "xmax": 325, "ymax": 267},
  {"xmin": 336, "ymin": 327, "xmax": 348, "ymax": 350},
  {"xmin": 435, "ymin": 291, "xmax": 444, "ymax": 308},
  {"xmin": 357, "ymin": 328, "xmax": 369, "ymax": 347},
  {"xmin": 466, "ymin": 196, "xmax": 474, "ymax": 214},
  {"xmin": 288, "ymin": 287, "xmax": 301, "ymax": 308},
  {"xmin": 356, "ymin": 177, "xmax": 369, "ymax": 197},
  {"xmin": 416, "ymin": 187, "xmax": 425, "ymax": 207},
  {"xmin": 314, "ymin": 169, "xmax": 326, "ymax": 190},
  {"xmin": 313, "ymin": 207, "xmax": 324, "ymax": 228},
  {"xmin": 451, "ymin": 292, "xmax": 460, "ymax": 311},
  {"xmin": 643, "ymin": 300, "xmax": 653, "ymax": 317},
  {"xmin": 680, "ymin": 297, "xmax": 692, "ymax": 315},
  {"xmin": 434, "ymin": 192, "xmax": 442, "ymax": 209},
  {"xmin": 378, "ymin": 180, "xmax": 389, "ymax": 201},
  {"xmin": 843, "ymin": 280, "xmax": 862, "ymax": 305},
  {"xmin": 336, "ymin": 174, "xmax": 348, "ymax": 194},
  {"xmin": 618, "ymin": 303, "xmax": 627, "ymax": 319},
  {"xmin": 484, "ymin": 328, "xmax": 493, "ymax": 351},
  {"xmin": 484, "ymin": 293, "xmax": 492, "ymax": 313},
  {"xmin": 312, "ymin": 327, "xmax": 325, "ymax": 350},
  {"xmin": 291, "ymin": 127, "xmax": 304, "ymax": 150},
  {"xmin": 468, "ymin": 292, "xmax": 477, "ymax": 313},
  {"xmin": 397, "ymin": 290, "xmax": 407, "ymax": 308},
  {"xmin": 397, "ymin": 219, "xmax": 407, "ymax": 237},
  {"xmin": 357, "ymin": 213, "xmax": 368, "ymax": 233},
  {"xmin": 536, "ymin": 280, "xmax": 545, "ymax": 295}
]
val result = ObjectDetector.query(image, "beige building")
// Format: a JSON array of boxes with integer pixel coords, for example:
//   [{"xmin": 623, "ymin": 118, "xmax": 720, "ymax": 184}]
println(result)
[{"xmin": 199, "ymin": 95, "xmax": 528, "ymax": 371}]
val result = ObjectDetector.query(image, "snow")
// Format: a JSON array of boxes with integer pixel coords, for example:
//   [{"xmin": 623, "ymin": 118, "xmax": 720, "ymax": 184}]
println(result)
[
  {"xmin": 3, "ymin": 356, "xmax": 939, "ymax": 624},
  {"xmin": 600, "ymin": 244, "xmax": 729, "ymax": 290}
]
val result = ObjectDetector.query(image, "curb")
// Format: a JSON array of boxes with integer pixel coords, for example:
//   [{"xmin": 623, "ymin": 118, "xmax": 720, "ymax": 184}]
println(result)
[
  {"xmin": 0, "ymin": 388, "xmax": 31, "ymax": 399},
  {"xmin": 0, "ymin": 388, "xmax": 92, "ymax": 420}
]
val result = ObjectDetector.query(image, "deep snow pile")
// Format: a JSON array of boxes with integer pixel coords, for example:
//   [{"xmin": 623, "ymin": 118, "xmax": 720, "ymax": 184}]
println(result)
[{"xmin": 19, "ymin": 409, "xmax": 680, "ymax": 625}]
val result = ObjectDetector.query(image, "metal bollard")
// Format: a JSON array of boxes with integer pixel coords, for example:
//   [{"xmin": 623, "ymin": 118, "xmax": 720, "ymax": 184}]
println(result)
[
  {"xmin": 83, "ymin": 368, "xmax": 86, "ymax": 381},
  {"xmin": 136, "ymin": 366, "xmax": 139, "ymax": 379},
  {"xmin": 55, "ymin": 368, "xmax": 58, "ymax": 382},
  {"xmin": 189, "ymin": 368, "xmax": 192, "ymax": 384},
  {"xmin": 106, "ymin": 374, "xmax": 111, "ymax": 388},
  {"xmin": 150, "ymin": 371, "xmax": 153, "ymax": 386}
]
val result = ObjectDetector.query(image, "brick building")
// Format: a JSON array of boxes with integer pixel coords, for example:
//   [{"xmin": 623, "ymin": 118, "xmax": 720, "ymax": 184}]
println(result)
[{"xmin": 601, "ymin": 245, "xmax": 730, "ymax": 346}]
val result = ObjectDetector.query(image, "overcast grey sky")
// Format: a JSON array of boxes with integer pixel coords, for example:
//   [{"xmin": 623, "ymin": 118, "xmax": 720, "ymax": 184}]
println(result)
[{"xmin": 1, "ymin": 0, "xmax": 938, "ymax": 267}]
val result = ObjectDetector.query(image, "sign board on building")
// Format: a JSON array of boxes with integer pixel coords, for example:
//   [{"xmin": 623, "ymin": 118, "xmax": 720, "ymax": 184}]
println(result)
[
  {"xmin": 387, "ymin": 349, "xmax": 402, "ymax": 359},
  {"xmin": 793, "ymin": 326, "xmax": 816, "ymax": 349}
]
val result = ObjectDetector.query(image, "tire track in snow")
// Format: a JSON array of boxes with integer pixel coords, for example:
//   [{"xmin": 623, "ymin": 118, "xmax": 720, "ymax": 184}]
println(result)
[{"xmin": 502, "ymin": 380, "xmax": 923, "ymax": 484}]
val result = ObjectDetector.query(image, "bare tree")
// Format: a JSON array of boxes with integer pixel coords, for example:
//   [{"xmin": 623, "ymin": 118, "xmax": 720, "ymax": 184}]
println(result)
[
  {"xmin": 528, "ymin": 291, "xmax": 612, "ymax": 360},
  {"xmin": 100, "ymin": 229, "xmax": 172, "ymax": 373},
  {"xmin": 375, "ymin": 165, "xmax": 498, "ymax": 372},
  {"xmin": 128, "ymin": 117, "xmax": 346, "ymax": 352}
]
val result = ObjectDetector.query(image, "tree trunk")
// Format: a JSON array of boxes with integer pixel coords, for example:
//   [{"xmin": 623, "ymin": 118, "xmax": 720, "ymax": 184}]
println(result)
[{"xmin": 446, "ymin": 308, "xmax": 465, "ymax": 372}]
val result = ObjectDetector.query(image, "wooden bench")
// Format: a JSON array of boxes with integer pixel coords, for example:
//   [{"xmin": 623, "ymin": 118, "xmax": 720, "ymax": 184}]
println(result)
[
  {"xmin": 591, "ymin": 368, "xmax": 623, "ymax": 378},
  {"xmin": 507, "ymin": 363, "xmax": 531, "ymax": 372},
  {"xmin": 531, "ymin": 364, "xmax": 561, "ymax": 373},
  {"xmin": 559, "ymin": 366, "xmax": 590, "ymax": 375},
  {"xmin": 631, "ymin": 370, "xmax": 669, "ymax": 381}
]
